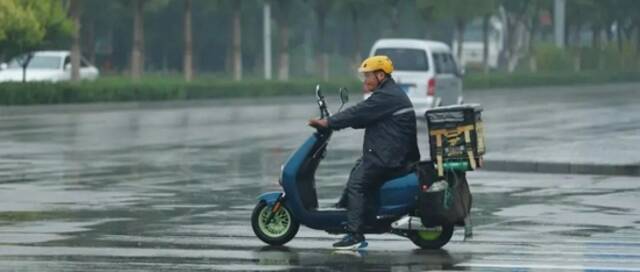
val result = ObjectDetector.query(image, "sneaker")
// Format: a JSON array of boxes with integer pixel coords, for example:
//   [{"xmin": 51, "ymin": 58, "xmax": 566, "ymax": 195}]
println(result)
[{"xmin": 332, "ymin": 233, "xmax": 367, "ymax": 250}]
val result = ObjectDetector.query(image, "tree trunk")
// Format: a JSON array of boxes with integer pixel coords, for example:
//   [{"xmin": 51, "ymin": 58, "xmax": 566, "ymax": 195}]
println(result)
[
  {"xmin": 482, "ymin": 14, "xmax": 490, "ymax": 74},
  {"xmin": 85, "ymin": 20, "xmax": 96, "ymax": 64},
  {"xmin": 616, "ymin": 19, "xmax": 623, "ymax": 53},
  {"xmin": 277, "ymin": 2, "xmax": 289, "ymax": 81},
  {"xmin": 162, "ymin": 45, "xmax": 168, "ymax": 72},
  {"xmin": 131, "ymin": 0, "xmax": 145, "ymax": 80},
  {"xmin": 105, "ymin": 28, "xmax": 114, "ymax": 73},
  {"xmin": 390, "ymin": 0, "xmax": 400, "ymax": 35},
  {"xmin": 592, "ymin": 24, "xmax": 604, "ymax": 70},
  {"xmin": 304, "ymin": 30, "xmax": 313, "ymax": 75},
  {"xmin": 455, "ymin": 19, "xmax": 465, "ymax": 64},
  {"xmin": 351, "ymin": 6, "xmax": 361, "ymax": 67},
  {"xmin": 528, "ymin": 9, "xmax": 540, "ymax": 73},
  {"xmin": 507, "ymin": 17, "xmax": 524, "ymax": 73},
  {"xmin": 574, "ymin": 23, "xmax": 583, "ymax": 72},
  {"xmin": 232, "ymin": 1, "xmax": 242, "ymax": 81},
  {"xmin": 70, "ymin": 0, "xmax": 81, "ymax": 82},
  {"xmin": 564, "ymin": 21, "xmax": 570, "ymax": 48},
  {"xmin": 636, "ymin": 23, "xmax": 640, "ymax": 58},
  {"xmin": 500, "ymin": 15, "xmax": 515, "ymax": 72},
  {"xmin": 183, "ymin": 0, "xmax": 193, "ymax": 82},
  {"xmin": 20, "ymin": 53, "xmax": 34, "ymax": 83},
  {"xmin": 592, "ymin": 24, "xmax": 601, "ymax": 50},
  {"xmin": 606, "ymin": 22, "xmax": 614, "ymax": 44},
  {"xmin": 316, "ymin": 4, "xmax": 328, "ymax": 80}
]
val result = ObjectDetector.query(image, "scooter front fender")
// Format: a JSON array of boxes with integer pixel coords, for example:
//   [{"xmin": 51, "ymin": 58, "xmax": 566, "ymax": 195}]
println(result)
[{"xmin": 257, "ymin": 192, "xmax": 283, "ymax": 206}]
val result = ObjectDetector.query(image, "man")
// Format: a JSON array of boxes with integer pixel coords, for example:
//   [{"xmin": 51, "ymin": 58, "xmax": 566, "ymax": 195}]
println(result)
[{"xmin": 308, "ymin": 55, "xmax": 420, "ymax": 250}]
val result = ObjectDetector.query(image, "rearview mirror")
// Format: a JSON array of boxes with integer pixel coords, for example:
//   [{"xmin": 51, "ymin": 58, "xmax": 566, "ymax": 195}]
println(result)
[
  {"xmin": 339, "ymin": 87, "xmax": 349, "ymax": 104},
  {"xmin": 315, "ymin": 84, "xmax": 323, "ymax": 99},
  {"xmin": 338, "ymin": 87, "xmax": 349, "ymax": 112}
]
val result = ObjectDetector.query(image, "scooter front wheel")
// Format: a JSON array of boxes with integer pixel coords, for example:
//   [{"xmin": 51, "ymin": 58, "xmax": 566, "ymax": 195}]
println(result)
[
  {"xmin": 251, "ymin": 201, "xmax": 299, "ymax": 246},
  {"xmin": 408, "ymin": 224, "xmax": 454, "ymax": 249}
]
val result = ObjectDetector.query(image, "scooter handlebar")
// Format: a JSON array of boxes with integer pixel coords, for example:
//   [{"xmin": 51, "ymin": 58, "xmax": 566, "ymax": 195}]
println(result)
[{"xmin": 315, "ymin": 85, "xmax": 330, "ymax": 118}]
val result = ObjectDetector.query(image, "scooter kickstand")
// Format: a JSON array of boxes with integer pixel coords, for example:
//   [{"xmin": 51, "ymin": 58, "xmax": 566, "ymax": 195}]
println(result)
[{"xmin": 463, "ymin": 215, "xmax": 473, "ymax": 240}]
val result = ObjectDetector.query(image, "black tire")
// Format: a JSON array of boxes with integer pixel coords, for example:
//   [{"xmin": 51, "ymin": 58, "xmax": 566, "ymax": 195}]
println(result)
[
  {"xmin": 408, "ymin": 224, "xmax": 454, "ymax": 249},
  {"xmin": 251, "ymin": 201, "xmax": 299, "ymax": 246}
]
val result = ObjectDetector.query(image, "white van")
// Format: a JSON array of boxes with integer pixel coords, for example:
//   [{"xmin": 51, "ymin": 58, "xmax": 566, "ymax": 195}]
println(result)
[{"xmin": 369, "ymin": 39, "xmax": 464, "ymax": 117}]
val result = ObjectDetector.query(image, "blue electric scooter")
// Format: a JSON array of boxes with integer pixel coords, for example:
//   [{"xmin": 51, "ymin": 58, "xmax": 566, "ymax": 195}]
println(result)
[{"xmin": 251, "ymin": 86, "xmax": 458, "ymax": 249}]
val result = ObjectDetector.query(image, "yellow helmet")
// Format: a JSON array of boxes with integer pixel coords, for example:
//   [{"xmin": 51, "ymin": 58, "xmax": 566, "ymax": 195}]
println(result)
[{"xmin": 358, "ymin": 55, "xmax": 393, "ymax": 74}]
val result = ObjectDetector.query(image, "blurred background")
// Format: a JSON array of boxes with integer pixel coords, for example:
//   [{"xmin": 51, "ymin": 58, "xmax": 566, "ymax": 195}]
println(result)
[
  {"xmin": 0, "ymin": 2, "xmax": 639, "ymax": 270},
  {"xmin": 1, "ymin": 0, "xmax": 639, "ymax": 83}
]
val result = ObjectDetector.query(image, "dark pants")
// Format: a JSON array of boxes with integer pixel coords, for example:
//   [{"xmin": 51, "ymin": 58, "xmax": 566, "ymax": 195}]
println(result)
[{"xmin": 337, "ymin": 158, "xmax": 406, "ymax": 234}]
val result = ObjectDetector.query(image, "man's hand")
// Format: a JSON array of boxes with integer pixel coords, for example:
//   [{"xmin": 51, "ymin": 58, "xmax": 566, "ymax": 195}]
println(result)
[{"xmin": 308, "ymin": 118, "xmax": 329, "ymax": 129}]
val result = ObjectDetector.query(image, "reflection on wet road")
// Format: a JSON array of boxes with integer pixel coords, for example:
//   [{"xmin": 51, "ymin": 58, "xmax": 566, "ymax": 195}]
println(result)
[{"xmin": 0, "ymin": 85, "xmax": 639, "ymax": 271}]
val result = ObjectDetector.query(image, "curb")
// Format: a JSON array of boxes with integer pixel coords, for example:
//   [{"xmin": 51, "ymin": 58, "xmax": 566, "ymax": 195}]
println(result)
[{"xmin": 482, "ymin": 160, "xmax": 640, "ymax": 177}]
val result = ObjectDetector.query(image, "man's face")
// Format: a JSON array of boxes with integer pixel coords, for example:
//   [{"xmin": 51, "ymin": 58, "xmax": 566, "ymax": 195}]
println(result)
[{"xmin": 362, "ymin": 71, "xmax": 383, "ymax": 93}]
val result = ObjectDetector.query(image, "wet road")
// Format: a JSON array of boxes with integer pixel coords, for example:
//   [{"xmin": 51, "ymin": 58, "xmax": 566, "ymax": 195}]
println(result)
[{"xmin": 0, "ymin": 84, "xmax": 639, "ymax": 271}]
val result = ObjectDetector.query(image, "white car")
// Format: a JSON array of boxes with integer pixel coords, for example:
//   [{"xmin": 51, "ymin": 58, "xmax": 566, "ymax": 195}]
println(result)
[
  {"xmin": 0, "ymin": 51, "xmax": 99, "ymax": 82},
  {"xmin": 368, "ymin": 39, "xmax": 464, "ymax": 117}
]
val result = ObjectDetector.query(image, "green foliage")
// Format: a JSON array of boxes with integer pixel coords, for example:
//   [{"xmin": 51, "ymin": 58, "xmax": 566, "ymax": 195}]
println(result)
[
  {"xmin": 0, "ymin": 77, "xmax": 362, "ymax": 105},
  {"xmin": 599, "ymin": 43, "xmax": 640, "ymax": 72},
  {"xmin": 417, "ymin": 0, "xmax": 495, "ymax": 21},
  {"xmin": 0, "ymin": 0, "xmax": 45, "ymax": 56},
  {"xmin": 532, "ymin": 42, "xmax": 640, "ymax": 73},
  {"xmin": 1, "ymin": 72, "xmax": 640, "ymax": 105},
  {"xmin": 0, "ymin": 0, "xmax": 72, "ymax": 57},
  {"xmin": 464, "ymin": 71, "xmax": 640, "ymax": 90},
  {"xmin": 534, "ymin": 43, "xmax": 574, "ymax": 72}
]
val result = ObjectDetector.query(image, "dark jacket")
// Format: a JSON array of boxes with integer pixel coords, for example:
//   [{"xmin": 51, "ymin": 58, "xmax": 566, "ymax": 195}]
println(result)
[{"xmin": 327, "ymin": 78, "xmax": 420, "ymax": 168}]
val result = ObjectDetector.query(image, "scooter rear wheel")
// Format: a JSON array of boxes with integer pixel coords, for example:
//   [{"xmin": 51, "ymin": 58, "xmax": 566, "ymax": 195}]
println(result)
[
  {"xmin": 251, "ymin": 201, "xmax": 299, "ymax": 246},
  {"xmin": 408, "ymin": 224, "xmax": 454, "ymax": 249}
]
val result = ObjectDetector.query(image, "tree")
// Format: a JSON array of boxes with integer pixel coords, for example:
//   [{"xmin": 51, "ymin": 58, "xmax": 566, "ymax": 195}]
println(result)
[
  {"xmin": 130, "ymin": 0, "xmax": 145, "ymax": 80},
  {"xmin": 69, "ymin": 0, "xmax": 81, "ymax": 82},
  {"xmin": 500, "ymin": 0, "xmax": 532, "ymax": 72},
  {"xmin": 183, "ymin": 0, "xmax": 193, "ymax": 82},
  {"xmin": 522, "ymin": 0, "xmax": 551, "ymax": 72},
  {"xmin": 127, "ymin": 0, "xmax": 170, "ymax": 79},
  {"xmin": 386, "ymin": 0, "xmax": 401, "ymax": 36},
  {"xmin": 417, "ymin": 0, "xmax": 495, "ymax": 64},
  {"xmin": 0, "ymin": 0, "xmax": 44, "ymax": 58},
  {"xmin": 416, "ymin": 0, "xmax": 435, "ymax": 39},
  {"xmin": 340, "ymin": 0, "xmax": 369, "ymax": 67},
  {"xmin": 312, "ymin": 0, "xmax": 333, "ymax": 80},
  {"xmin": 231, "ymin": 0, "xmax": 242, "ymax": 81},
  {"xmin": 273, "ymin": 0, "xmax": 292, "ymax": 81},
  {"xmin": 0, "ymin": 0, "xmax": 72, "ymax": 81},
  {"xmin": 25, "ymin": 0, "xmax": 74, "ymax": 49}
]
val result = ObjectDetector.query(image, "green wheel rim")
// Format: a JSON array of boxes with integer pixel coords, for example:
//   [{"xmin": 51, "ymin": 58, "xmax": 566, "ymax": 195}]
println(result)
[
  {"xmin": 257, "ymin": 205, "xmax": 292, "ymax": 238},
  {"xmin": 417, "ymin": 227, "xmax": 442, "ymax": 241}
]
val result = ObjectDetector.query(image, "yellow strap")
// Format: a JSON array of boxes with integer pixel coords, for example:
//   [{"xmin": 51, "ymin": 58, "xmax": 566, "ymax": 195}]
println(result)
[
  {"xmin": 464, "ymin": 129, "xmax": 477, "ymax": 169},
  {"xmin": 429, "ymin": 125, "xmax": 475, "ymax": 136},
  {"xmin": 435, "ymin": 134, "xmax": 444, "ymax": 176},
  {"xmin": 431, "ymin": 124, "xmax": 476, "ymax": 174}
]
